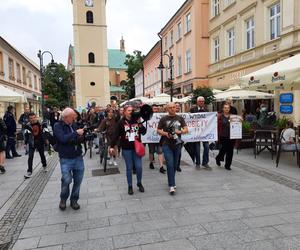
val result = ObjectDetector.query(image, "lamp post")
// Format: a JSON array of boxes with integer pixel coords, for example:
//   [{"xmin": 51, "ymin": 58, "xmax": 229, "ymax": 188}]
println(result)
[
  {"xmin": 37, "ymin": 50, "xmax": 57, "ymax": 120},
  {"xmin": 158, "ymin": 52, "xmax": 174, "ymax": 102}
]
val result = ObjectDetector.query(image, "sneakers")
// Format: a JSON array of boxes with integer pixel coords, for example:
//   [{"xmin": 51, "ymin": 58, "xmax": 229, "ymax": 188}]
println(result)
[
  {"xmin": 169, "ymin": 186, "xmax": 176, "ymax": 195},
  {"xmin": 59, "ymin": 200, "xmax": 66, "ymax": 211},
  {"xmin": 225, "ymin": 166, "xmax": 232, "ymax": 171},
  {"xmin": 12, "ymin": 153, "xmax": 21, "ymax": 157},
  {"xmin": 128, "ymin": 186, "xmax": 134, "ymax": 195},
  {"xmin": 195, "ymin": 164, "xmax": 201, "ymax": 170},
  {"xmin": 159, "ymin": 166, "xmax": 166, "ymax": 174},
  {"xmin": 137, "ymin": 183, "xmax": 145, "ymax": 193},
  {"xmin": 108, "ymin": 161, "xmax": 113, "ymax": 166},
  {"xmin": 149, "ymin": 162, "xmax": 155, "ymax": 169},
  {"xmin": 0, "ymin": 165, "xmax": 5, "ymax": 174},
  {"xmin": 24, "ymin": 171, "xmax": 32, "ymax": 178},
  {"xmin": 43, "ymin": 165, "xmax": 48, "ymax": 172},
  {"xmin": 176, "ymin": 166, "xmax": 182, "ymax": 172},
  {"xmin": 202, "ymin": 164, "xmax": 212, "ymax": 170},
  {"xmin": 70, "ymin": 200, "xmax": 80, "ymax": 210},
  {"xmin": 113, "ymin": 161, "xmax": 118, "ymax": 167}
]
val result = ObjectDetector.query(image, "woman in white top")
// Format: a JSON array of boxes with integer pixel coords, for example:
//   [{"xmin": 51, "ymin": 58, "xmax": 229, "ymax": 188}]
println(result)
[{"xmin": 281, "ymin": 121, "xmax": 300, "ymax": 151}]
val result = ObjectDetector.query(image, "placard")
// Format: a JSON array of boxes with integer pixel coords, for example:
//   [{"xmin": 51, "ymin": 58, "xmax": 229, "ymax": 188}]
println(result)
[{"xmin": 230, "ymin": 115, "xmax": 242, "ymax": 139}]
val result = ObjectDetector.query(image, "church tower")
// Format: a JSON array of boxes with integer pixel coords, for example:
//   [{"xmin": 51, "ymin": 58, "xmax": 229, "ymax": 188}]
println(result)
[{"xmin": 72, "ymin": 0, "xmax": 110, "ymax": 108}]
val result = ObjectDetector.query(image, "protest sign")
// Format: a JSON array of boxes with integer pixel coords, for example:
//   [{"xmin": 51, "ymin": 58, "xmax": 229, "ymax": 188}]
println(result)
[{"xmin": 230, "ymin": 115, "xmax": 242, "ymax": 139}]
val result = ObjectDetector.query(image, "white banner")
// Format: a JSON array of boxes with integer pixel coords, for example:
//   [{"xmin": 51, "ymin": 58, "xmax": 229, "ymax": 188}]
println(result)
[{"xmin": 141, "ymin": 112, "xmax": 218, "ymax": 143}]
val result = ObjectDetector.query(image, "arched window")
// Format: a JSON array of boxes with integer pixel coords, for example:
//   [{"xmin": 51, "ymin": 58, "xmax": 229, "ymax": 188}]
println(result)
[
  {"xmin": 90, "ymin": 82, "xmax": 95, "ymax": 86},
  {"xmin": 88, "ymin": 52, "xmax": 95, "ymax": 63},
  {"xmin": 86, "ymin": 11, "xmax": 94, "ymax": 23}
]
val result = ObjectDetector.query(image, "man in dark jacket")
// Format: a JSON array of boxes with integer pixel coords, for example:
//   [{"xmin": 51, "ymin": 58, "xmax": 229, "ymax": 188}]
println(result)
[
  {"xmin": 54, "ymin": 108, "xmax": 85, "ymax": 211},
  {"xmin": 190, "ymin": 96, "xmax": 211, "ymax": 170},
  {"xmin": 18, "ymin": 106, "xmax": 30, "ymax": 155},
  {"xmin": 4, "ymin": 106, "xmax": 21, "ymax": 159},
  {"xmin": 24, "ymin": 113, "xmax": 47, "ymax": 178}
]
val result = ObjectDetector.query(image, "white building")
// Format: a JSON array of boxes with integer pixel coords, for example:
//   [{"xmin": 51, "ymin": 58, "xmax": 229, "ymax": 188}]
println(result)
[{"xmin": 134, "ymin": 69, "xmax": 144, "ymax": 97}]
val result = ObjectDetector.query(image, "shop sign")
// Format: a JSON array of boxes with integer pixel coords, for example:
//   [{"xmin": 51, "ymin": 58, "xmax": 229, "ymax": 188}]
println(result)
[
  {"xmin": 280, "ymin": 93, "xmax": 293, "ymax": 103},
  {"xmin": 280, "ymin": 105, "xmax": 293, "ymax": 114}
]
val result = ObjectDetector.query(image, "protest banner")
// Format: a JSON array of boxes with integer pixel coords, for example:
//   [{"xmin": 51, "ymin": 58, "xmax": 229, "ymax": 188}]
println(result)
[
  {"xmin": 230, "ymin": 115, "xmax": 243, "ymax": 139},
  {"xmin": 141, "ymin": 112, "xmax": 218, "ymax": 143}
]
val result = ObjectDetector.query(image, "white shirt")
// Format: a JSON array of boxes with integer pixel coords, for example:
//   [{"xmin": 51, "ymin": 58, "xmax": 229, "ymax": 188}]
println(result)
[{"xmin": 281, "ymin": 128, "xmax": 295, "ymax": 144}]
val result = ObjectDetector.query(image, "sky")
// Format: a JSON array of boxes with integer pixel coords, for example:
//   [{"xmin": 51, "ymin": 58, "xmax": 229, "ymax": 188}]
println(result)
[{"xmin": 0, "ymin": 0, "xmax": 186, "ymax": 66}]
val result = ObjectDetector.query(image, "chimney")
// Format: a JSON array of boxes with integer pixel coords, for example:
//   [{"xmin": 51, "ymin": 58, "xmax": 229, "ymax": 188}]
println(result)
[{"xmin": 120, "ymin": 36, "xmax": 125, "ymax": 52}]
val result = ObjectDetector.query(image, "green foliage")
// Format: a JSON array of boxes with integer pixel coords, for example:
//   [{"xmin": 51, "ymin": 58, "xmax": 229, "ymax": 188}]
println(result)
[
  {"xmin": 242, "ymin": 121, "xmax": 251, "ymax": 133},
  {"xmin": 191, "ymin": 87, "xmax": 215, "ymax": 105},
  {"xmin": 123, "ymin": 50, "xmax": 144, "ymax": 99},
  {"xmin": 44, "ymin": 63, "xmax": 73, "ymax": 108},
  {"xmin": 274, "ymin": 117, "xmax": 289, "ymax": 130}
]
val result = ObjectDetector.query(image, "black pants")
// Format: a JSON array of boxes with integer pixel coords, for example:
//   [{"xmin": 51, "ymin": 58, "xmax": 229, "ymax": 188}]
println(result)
[
  {"xmin": 6, "ymin": 136, "xmax": 18, "ymax": 157},
  {"xmin": 28, "ymin": 143, "xmax": 46, "ymax": 173},
  {"xmin": 216, "ymin": 137, "xmax": 235, "ymax": 168}
]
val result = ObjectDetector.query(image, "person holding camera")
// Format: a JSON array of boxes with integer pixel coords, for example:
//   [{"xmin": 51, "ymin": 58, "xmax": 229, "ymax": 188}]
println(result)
[
  {"xmin": 54, "ymin": 108, "xmax": 85, "ymax": 210},
  {"xmin": 24, "ymin": 113, "xmax": 48, "ymax": 178},
  {"xmin": 109, "ymin": 105, "xmax": 147, "ymax": 195},
  {"xmin": 157, "ymin": 103, "xmax": 188, "ymax": 195}
]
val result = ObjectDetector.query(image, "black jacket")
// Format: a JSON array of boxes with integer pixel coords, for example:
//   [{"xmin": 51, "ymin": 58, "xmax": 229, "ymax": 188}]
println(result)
[
  {"xmin": 4, "ymin": 111, "xmax": 16, "ymax": 137},
  {"xmin": 190, "ymin": 106, "xmax": 208, "ymax": 113}
]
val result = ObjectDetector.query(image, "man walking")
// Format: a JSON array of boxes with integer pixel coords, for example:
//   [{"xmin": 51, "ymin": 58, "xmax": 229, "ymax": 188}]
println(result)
[
  {"xmin": 18, "ymin": 106, "xmax": 30, "ymax": 155},
  {"xmin": 24, "ymin": 113, "xmax": 47, "ymax": 178},
  {"xmin": 54, "ymin": 108, "xmax": 85, "ymax": 210},
  {"xmin": 190, "ymin": 96, "xmax": 211, "ymax": 170},
  {"xmin": 157, "ymin": 103, "xmax": 188, "ymax": 195},
  {"xmin": 4, "ymin": 106, "xmax": 21, "ymax": 159}
]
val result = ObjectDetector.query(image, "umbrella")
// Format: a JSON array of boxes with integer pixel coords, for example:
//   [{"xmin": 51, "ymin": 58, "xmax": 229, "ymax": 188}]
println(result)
[
  {"xmin": 214, "ymin": 85, "xmax": 274, "ymax": 102},
  {"xmin": 0, "ymin": 85, "xmax": 27, "ymax": 103},
  {"xmin": 144, "ymin": 93, "xmax": 184, "ymax": 104},
  {"xmin": 120, "ymin": 96, "xmax": 150, "ymax": 106},
  {"xmin": 212, "ymin": 89, "xmax": 223, "ymax": 94}
]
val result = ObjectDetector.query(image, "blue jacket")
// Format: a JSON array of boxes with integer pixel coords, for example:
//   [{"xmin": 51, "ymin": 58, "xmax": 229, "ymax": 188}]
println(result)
[
  {"xmin": 3, "ymin": 111, "xmax": 16, "ymax": 137},
  {"xmin": 53, "ymin": 121, "xmax": 82, "ymax": 159}
]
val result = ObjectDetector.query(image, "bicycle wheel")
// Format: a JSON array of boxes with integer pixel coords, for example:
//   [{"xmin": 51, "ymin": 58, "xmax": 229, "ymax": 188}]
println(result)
[{"xmin": 103, "ymin": 144, "xmax": 108, "ymax": 172}]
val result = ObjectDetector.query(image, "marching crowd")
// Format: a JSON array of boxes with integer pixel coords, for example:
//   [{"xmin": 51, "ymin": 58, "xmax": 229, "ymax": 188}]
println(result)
[{"xmin": 1, "ymin": 96, "xmax": 298, "ymax": 211}]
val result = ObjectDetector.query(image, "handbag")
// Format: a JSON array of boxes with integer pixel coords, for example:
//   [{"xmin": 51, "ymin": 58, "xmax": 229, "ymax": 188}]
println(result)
[{"xmin": 134, "ymin": 139, "xmax": 145, "ymax": 157}]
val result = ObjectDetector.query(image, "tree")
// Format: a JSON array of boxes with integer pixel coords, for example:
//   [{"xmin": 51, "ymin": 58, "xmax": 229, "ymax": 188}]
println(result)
[
  {"xmin": 123, "ymin": 50, "xmax": 144, "ymax": 99},
  {"xmin": 191, "ymin": 87, "xmax": 215, "ymax": 105},
  {"xmin": 44, "ymin": 63, "xmax": 73, "ymax": 108}
]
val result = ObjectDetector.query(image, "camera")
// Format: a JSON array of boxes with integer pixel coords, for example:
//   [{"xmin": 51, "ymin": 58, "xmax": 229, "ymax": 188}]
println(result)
[
  {"xmin": 166, "ymin": 126, "xmax": 183, "ymax": 145},
  {"xmin": 83, "ymin": 126, "xmax": 97, "ymax": 142}
]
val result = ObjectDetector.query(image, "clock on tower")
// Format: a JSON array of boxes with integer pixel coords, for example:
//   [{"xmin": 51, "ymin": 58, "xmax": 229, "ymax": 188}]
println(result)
[{"xmin": 85, "ymin": 0, "xmax": 93, "ymax": 7}]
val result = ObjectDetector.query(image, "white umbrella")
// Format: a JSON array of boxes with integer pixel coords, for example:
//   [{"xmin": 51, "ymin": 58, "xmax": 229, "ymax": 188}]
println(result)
[
  {"xmin": 0, "ymin": 85, "xmax": 27, "ymax": 103},
  {"xmin": 241, "ymin": 54, "xmax": 300, "ymax": 90},
  {"xmin": 214, "ymin": 85, "xmax": 274, "ymax": 102},
  {"xmin": 144, "ymin": 93, "xmax": 183, "ymax": 104},
  {"xmin": 120, "ymin": 96, "xmax": 150, "ymax": 106},
  {"xmin": 212, "ymin": 89, "xmax": 223, "ymax": 94}
]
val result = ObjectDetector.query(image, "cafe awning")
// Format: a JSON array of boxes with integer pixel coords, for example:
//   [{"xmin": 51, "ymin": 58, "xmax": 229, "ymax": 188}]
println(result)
[
  {"xmin": 0, "ymin": 85, "xmax": 27, "ymax": 103},
  {"xmin": 214, "ymin": 85, "xmax": 274, "ymax": 102},
  {"xmin": 144, "ymin": 93, "xmax": 185, "ymax": 105},
  {"xmin": 240, "ymin": 54, "xmax": 300, "ymax": 90}
]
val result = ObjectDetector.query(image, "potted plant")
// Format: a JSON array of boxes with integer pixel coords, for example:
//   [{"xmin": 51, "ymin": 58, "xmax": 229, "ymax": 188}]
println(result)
[{"xmin": 274, "ymin": 117, "xmax": 289, "ymax": 131}]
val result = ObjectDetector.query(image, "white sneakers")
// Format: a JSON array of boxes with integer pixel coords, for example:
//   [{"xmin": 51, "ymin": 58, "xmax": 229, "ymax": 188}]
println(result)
[
  {"xmin": 113, "ymin": 161, "xmax": 118, "ymax": 167},
  {"xmin": 169, "ymin": 186, "xmax": 176, "ymax": 195},
  {"xmin": 24, "ymin": 172, "xmax": 32, "ymax": 178}
]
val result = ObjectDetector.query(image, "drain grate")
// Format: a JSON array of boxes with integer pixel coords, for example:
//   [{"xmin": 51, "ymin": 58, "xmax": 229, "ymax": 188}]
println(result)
[{"xmin": 92, "ymin": 168, "xmax": 120, "ymax": 176}]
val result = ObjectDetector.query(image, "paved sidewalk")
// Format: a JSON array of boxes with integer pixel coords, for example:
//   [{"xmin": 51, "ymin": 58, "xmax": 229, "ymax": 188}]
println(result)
[{"xmin": 9, "ymin": 147, "xmax": 300, "ymax": 250}]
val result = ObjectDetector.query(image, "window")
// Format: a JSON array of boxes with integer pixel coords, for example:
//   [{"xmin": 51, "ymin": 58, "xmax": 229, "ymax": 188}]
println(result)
[
  {"xmin": 0, "ymin": 51, "xmax": 3, "ymax": 73},
  {"xmin": 28, "ymin": 71, "xmax": 32, "ymax": 87},
  {"xmin": 224, "ymin": 0, "xmax": 235, "ymax": 7},
  {"xmin": 227, "ymin": 28, "xmax": 235, "ymax": 56},
  {"xmin": 86, "ymin": 11, "xmax": 94, "ymax": 23},
  {"xmin": 246, "ymin": 17, "xmax": 255, "ymax": 49},
  {"xmin": 186, "ymin": 13, "xmax": 191, "ymax": 33},
  {"xmin": 212, "ymin": 0, "xmax": 219, "ymax": 17},
  {"xmin": 88, "ymin": 52, "xmax": 95, "ymax": 63},
  {"xmin": 213, "ymin": 37, "xmax": 220, "ymax": 62},
  {"xmin": 22, "ymin": 67, "xmax": 26, "ymax": 84},
  {"xmin": 34, "ymin": 75, "xmax": 37, "ymax": 89},
  {"xmin": 90, "ymin": 82, "xmax": 96, "ymax": 86},
  {"xmin": 177, "ymin": 22, "xmax": 182, "ymax": 40},
  {"xmin": 16, "ymin": 63, "xmax": 21, "ymax": 82},
  {"xmin": 177, "ymin": 56, "xmax": 182, "ymax": 76},
  {"xmin": 164, "ymin": 37, "xmax": 168, "ymax": 50},
  {"xmin": 8, "ymin": 58, "xmax": 14, "ymax": 80},
  {"xmin": 186, "ymin": 50, "xmax": 192, "ymax": 73},
  {"xmin": 270, "ymin": 3, "xmax": 280, "ymax": 40},
  {"xmin": 170, "ymin": 30, "xmax": 174, "ymax": 46}
]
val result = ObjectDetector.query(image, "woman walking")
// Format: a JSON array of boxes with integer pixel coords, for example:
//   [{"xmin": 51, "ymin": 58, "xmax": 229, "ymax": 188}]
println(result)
[
  {"xmin": 215, "ymin": 102, "xmax": 236, "ymax": 170},
  {"xmin": 110, "ymin": 105, "xmax": 146, "ymax": 195}
]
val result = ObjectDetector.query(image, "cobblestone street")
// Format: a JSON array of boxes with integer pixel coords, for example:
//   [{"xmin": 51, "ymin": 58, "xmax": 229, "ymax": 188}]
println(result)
[{"xmin": 1, "ymin": 148, "xmax": 300, "ymax": 250}]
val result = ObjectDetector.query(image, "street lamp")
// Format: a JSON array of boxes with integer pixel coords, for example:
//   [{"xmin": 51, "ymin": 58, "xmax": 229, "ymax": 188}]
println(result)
[
  {"xmin": 37, "ymin": 50, "xmax": 57, "ymax": 120},
  {"xmin": 157, "ymin": 52, "xmax": 174, "ymax": 102}
]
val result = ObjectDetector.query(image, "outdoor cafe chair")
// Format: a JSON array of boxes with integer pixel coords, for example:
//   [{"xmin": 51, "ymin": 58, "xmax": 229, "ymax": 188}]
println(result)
[
  {"xmin": 254, "ymin": 129, "xmax": 277, "ymax": 160},
  {"xmin": 276, "ymin": 129, "xmax": 300, "ymax": 168}
]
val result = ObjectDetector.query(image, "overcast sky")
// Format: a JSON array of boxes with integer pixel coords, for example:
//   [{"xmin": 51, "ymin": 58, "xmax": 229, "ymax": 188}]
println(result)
[{"xmin": 0, "ymin": 0, "xmax": 185, "ymax": 66}]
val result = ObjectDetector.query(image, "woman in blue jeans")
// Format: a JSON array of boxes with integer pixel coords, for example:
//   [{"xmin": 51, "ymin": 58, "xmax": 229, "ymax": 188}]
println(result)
[
  {"xmin": 157, "ymin": 103, "xmax": 188, "ymax": 195},
  {"xmin": 110, "ymin": 105, "xmax": 146, "ymax": 195}
]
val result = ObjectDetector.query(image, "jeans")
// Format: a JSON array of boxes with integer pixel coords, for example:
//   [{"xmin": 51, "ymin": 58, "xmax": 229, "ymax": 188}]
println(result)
[
  {"xmin": 60, "ymin": 156, "xmax": 84, "ymax": 202},
  {"xmin": 162, "ymin": 144, "xmax": 182, "ymax": 187},
  {"xmin": 194, "ymin": 141, "xmax": 209, "ymax": 165},
  {"xmin": 6, "ymin": 136, "xmax": 17, "ymax": 157},
  {"xmin": 28, "ymin": 144, "xmax": 46, "ymax": 173},
  {"xmin": 122, "ymin": 149, "xmax": 142, "ymax": 187},
  {"xmin": 216, "ymin": 137, "xmax": 235, "ymax": 169}
]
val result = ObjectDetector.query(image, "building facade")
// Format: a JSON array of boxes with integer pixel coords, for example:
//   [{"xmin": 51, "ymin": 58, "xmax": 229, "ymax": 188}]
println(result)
[
  {"xmin": 143, "ymin": 41, "xmax": 161, "ymax": 98},
  {"xmin": 134, "ymin": 69, "xmax": 144, "ymax": 97},
  {"xmin": 0, "ymin": 36, "xmax": 41, "ymax": 118},
  {"xmin": 159, "ymin": 0, "xmax": 209, "ymax": 98},
  {"xmin": 72, "ymin": 0, "xmax": 110, "ymax": 108}
]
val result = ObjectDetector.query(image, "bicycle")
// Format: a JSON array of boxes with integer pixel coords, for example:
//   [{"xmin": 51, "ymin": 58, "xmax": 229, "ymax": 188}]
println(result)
[{"xmin": 99, "ymin": 131, "xmax": 108, "ymax": 172}]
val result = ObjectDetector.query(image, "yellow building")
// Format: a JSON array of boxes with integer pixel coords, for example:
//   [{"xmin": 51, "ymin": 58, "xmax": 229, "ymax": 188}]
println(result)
[
  {"xmin": 0, "ymin": 36, "xmax": 41, "ymax": 118},
  {"xmin": 71, "ymin": 0, "xmax": 110, "ymax": 108},
  {"xmin": 208, "ymin": 0, "xmax": 300, "ymax": 120}
]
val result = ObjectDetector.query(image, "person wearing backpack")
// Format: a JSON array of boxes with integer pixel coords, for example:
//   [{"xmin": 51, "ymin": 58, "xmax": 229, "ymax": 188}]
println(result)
[{"xmin": 0, "ymin": 117, "xmax": 7, "ymax": 173}]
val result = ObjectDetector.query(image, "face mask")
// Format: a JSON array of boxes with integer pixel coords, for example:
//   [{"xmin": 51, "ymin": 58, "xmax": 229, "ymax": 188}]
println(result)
[{"xmin": 261, "ymin": 107, "xmax": 267, "ymax": 112}]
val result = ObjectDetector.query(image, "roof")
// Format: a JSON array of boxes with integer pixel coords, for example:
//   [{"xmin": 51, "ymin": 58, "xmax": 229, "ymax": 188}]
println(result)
[
  {"xmin": 144, "ymin": 41, "xmax": 161, "ymax": 62},
  {"xmin": 108, "ymin": 49, "xmax": 127, "ymax": 69},
  {"xmin": 110, "ymin": 85, "xmax": 125, "ymax": 93}
]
